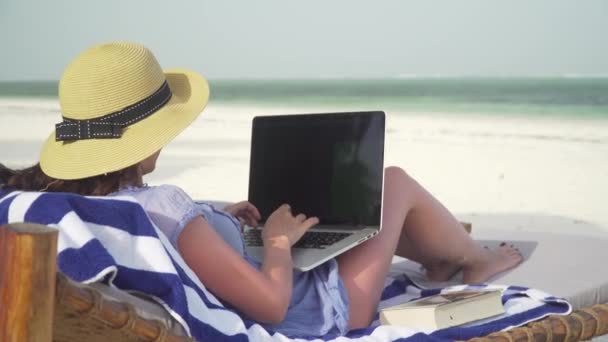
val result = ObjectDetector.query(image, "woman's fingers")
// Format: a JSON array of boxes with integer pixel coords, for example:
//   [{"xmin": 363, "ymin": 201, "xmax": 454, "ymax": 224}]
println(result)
[
  {"xmin": 244, "ymin": 212, "xmax": 258, "ymax": 227},
  {"xmin": 248, "ymin": 202, "xmax": 262, "ymax": 220},
  {"xmin": 278, "ymin": 203, "xmax": 291, "ymax": 214},
  {"xmin": 226, "ymin": 201, "xmax": 261, "ymax": 227},
  {"xmin": 262, "ymin": 203, "xmax": 320, "ymax": 246},
  {"xmin": 245, "ymin": 203, "xmax": 261, "ymax": 224},
  {"xmin": 304, "ymin": 216, "xmax": 319, "ymax": 227},
  {"xmin": 294, "ymin": 217, "xmax": 319, "ymax": 243},
  {"xmin": 300, "ymin": 216, "xmax": 319, "ymax": 232}
]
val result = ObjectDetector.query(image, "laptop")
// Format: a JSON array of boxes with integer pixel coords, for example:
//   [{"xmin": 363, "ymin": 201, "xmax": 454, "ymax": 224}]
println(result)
[{"xmin": 244, "ymin": 111, "xmax": 385, "ymax": 271}]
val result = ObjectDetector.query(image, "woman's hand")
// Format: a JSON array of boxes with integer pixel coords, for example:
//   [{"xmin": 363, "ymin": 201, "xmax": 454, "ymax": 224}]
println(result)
[
  {"xmin": 262, "ymin": 204, "xmax": 319, "ymax": 247},
  {"xmin": 223, "ymin": 201, "xmax": 261, "ymax": 228}
]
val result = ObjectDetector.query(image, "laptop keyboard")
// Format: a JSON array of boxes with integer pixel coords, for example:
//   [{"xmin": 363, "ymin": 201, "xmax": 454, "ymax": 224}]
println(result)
[{"xmin": 244, "ymin": 229, "xmax": 352, "ymax": 249}]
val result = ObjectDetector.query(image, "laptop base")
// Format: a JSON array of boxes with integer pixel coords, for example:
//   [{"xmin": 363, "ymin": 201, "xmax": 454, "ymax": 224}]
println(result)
[{"xmin": 245, "ymin": 227, "xmax": 378, "ymax": 271}]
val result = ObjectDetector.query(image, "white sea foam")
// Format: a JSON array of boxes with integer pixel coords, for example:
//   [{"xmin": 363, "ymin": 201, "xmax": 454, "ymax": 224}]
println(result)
[{"xmin": 2, "ymin": 100, "xmax": 608, "ymax": 230}]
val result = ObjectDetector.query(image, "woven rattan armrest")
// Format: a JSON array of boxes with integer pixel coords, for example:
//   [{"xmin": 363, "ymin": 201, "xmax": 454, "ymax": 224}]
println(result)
[{"xmin": 0, "ymin": 223, "xmax": 192, "ymax": 342}]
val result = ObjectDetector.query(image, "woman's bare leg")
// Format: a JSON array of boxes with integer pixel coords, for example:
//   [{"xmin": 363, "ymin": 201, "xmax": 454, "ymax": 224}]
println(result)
[
  {"xmin": 393, "ymin": 169, "xmax": 522, "ymax": 283},
  {"xmin": 336, "ymin": 166, "xmax": 413, "ymax": 329},
  {"xmin": 337, "ymin": 166, "xmax": 522, "ymax": 330}
]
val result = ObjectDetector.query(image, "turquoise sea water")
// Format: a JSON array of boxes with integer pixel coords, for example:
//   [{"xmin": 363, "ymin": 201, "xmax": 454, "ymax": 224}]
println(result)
[{"xmin": 1, "ymin": 78, "xmax": 607, "ymax": 117}]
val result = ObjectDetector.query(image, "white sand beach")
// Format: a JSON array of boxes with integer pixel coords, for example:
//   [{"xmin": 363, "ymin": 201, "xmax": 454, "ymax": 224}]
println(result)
[{"xmin": 1, "ymin": 98, "xmax": 608, "ymax": 234}]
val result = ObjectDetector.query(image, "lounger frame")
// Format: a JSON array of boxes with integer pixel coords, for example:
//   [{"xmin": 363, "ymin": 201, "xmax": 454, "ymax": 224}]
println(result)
[{"xmin": 1, "ymin": 223, "xmax": 606, "ymax": 342}]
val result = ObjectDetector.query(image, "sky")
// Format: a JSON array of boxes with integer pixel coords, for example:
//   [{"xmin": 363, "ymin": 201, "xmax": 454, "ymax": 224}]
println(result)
[{"xmin": 1, "ymin": 0, "xmax": 607, "ymax": 80}]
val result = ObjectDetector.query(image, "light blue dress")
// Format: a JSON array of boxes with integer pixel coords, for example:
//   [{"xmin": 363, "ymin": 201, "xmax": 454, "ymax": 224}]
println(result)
[{"xmin": 112, "ymin": 184, "xmax": 350, "ymax": 338}]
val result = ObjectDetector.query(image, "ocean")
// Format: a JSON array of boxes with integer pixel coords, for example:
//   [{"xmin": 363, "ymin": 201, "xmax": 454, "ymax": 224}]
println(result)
[{"xmin": 1, "ymin": 78, "xmax": 608, "ymax": 117}]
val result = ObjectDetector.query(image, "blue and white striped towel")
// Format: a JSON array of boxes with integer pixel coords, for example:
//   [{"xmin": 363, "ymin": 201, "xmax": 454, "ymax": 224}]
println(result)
[{"xmin": 0, "ymin": 189, "xmax": 571, "ymax": 341}]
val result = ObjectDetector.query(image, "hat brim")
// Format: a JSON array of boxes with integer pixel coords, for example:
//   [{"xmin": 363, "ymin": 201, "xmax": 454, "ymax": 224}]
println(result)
[{"xmin": 40, "ymin": 69, "xmax": 209, "ymax": 180}]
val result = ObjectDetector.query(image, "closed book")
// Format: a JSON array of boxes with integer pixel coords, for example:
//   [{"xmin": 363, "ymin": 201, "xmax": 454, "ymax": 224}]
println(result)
[{"xmin": 379, "ymin": 290, "xmax": 504, "ymax": 330}]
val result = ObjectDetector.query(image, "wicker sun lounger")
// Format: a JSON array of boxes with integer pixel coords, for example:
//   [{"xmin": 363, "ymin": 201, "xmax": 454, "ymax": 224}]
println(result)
[{"xmin": 1, "ymin": 223, "xmax": 607, "ymax": 342}]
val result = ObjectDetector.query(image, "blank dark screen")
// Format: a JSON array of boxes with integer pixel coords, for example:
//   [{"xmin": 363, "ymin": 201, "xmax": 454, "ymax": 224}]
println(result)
[{"xmin": 248, "ymin": 111, "xmax": 384, "ymax": 227}]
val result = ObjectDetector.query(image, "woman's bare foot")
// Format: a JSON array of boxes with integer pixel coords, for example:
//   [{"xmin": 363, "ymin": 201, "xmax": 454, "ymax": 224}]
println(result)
[{"xmin": 462, "ymin": 243, "xmax": 523, "ymax": 284}]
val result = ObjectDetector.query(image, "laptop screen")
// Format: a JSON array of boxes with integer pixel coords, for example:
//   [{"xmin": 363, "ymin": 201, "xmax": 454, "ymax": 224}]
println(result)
[{"xmin": 248, "ymin": 111, "xmax": 385, "ymax": 228}]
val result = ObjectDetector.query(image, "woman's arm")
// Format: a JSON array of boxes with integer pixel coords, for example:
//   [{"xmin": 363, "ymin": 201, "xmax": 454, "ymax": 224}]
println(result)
[
  {"xmin": 178, "ymin": 216, "xmax": 292, "ymax": 324},
  {"xmin": 177, "ymin": 204, "xmax": 318, "ymax": 324}
]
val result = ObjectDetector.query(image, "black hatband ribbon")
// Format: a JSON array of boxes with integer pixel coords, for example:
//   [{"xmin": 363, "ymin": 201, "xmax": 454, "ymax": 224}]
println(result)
[{"xmin": 55, "ymin": 81, "xmax": 172, "ymax": 141}]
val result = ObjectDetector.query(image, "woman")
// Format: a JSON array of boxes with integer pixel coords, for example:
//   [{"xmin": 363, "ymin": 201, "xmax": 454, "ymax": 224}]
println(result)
[{"xmin": 0, "ymin": 42, "xmax": 522, "ymax": 337}]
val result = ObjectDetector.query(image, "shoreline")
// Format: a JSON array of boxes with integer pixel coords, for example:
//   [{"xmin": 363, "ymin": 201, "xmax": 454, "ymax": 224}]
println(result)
[{"xmin": 1, "ymin": 97, "xmax": 608, "ymax": 120}]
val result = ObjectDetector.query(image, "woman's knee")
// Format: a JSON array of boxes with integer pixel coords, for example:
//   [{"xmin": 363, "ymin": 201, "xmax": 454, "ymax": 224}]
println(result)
[
  {"xmin": 385, "ymin": 165, "xmax": 407, "ymax": 178},
  {"xmin": 384, "ymin": 166, "xmax": 415, "ymax": 190}
]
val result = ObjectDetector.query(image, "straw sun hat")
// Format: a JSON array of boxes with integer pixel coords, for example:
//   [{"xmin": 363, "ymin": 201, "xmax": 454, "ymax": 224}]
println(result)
[{"xmin": 40, "ymin": 42, "xmax": 209, "ymax": 180}]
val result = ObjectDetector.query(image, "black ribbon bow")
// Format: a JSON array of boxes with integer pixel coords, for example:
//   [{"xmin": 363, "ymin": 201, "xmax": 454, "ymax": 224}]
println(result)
[{"xmin": 55, "ymin": 81, "xmax": 172, "ymax": 141}]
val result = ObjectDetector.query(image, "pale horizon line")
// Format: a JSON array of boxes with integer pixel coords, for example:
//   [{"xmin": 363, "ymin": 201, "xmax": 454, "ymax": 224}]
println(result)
[{"xmin": 2, "ymin": 74, "xmax": 608, "ymax": 83}]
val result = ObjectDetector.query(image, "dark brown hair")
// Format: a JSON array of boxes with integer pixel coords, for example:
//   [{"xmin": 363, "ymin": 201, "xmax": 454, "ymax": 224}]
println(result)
[{"xmin": 0, "ymin": 163, "xmax": 141, "ymax": 196}]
